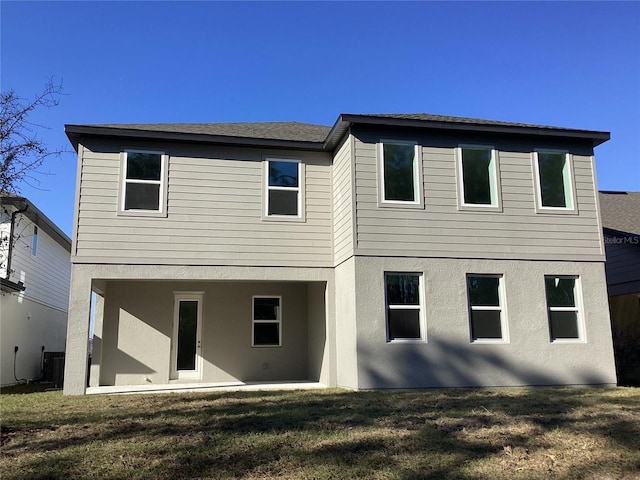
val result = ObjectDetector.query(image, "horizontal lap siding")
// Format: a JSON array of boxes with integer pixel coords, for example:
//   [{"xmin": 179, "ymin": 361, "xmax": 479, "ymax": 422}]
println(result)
[
  {"xmin": 603, "ymin": 239, "xmax": 640, "ymax": 295},
  {"xmin": 332, "ymin": 137, "xmax": 354, "ymax": 265},
  {"xmin": 75, "ymin": 145, "xmax": 333, "ymax": 267},
  {"xmin": 9, "ymin": 217, "xmax": 71, "ymax": 311},
  {"xmin": 353, "ymin": 137, "xmax": 604, "ymax": 261}
]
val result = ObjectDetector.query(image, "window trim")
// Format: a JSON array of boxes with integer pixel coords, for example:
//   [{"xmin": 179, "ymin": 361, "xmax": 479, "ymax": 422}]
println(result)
[
  {"xmin": 378, "ymin": 140, "xmax": 424, "ymax": 208},
  {"xmin": 384, "ymin": 272, "xmax": 426, "ymax": 343},
  {"xmin": 252, "ymin": 295, "xmax": 282, "ymax": 347},
  {"xmin": 455, "ymin": 145, "xmax": 503, "ymax": 212},
  {"xmin": 263, "ymin": 158, "xmax": 305, "ymax": 222},
  {"xmin": 466, "ymin": 274, "xmax": 509, "ymax": 343},
  {"xmin": 118, "ymin": 149, "xmax": 169, "ymax": 217},
  {"xmin": 544, "ymin": 275, "xmax": 586, "ymax": 343},
  {"xmin": 532, "ymin": 149, "xmax": 578, "ymax": 214}
]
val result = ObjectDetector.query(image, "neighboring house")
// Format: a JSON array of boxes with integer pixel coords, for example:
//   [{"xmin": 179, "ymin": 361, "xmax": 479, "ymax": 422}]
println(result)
[
  {"xmin": 0, "ymin": 195, "xmax": 72, "ymax": 386},
  {"xmin": 599, "ymin": 191, "xmax": 640, "ymax": 385},
  {"xmin": 62, "ymin": 113, "xmax": 618, "ymax": 395}
]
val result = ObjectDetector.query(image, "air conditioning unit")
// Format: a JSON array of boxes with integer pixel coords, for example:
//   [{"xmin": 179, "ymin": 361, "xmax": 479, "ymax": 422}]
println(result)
[{"xmin": 43, "ymin": 352, "xmax": 65, "ymax": 388}]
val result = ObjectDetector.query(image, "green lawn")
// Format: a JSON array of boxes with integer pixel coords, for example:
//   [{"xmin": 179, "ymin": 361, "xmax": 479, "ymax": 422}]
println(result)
[{"xmin": 1, "ymin": 386, "xmax": 639, "ymax": 479}]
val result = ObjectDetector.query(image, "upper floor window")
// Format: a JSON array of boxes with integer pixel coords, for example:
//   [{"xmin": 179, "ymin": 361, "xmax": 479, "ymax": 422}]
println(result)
[
  {"xmin": 456, "ymin": 146, "xmax": 501, "ymax": 210},
  {"xmin": 265, "ymin": 159, "xmax": 303, "ymax": 219},
  {"xmin": 545, "ymin": 276, "xmax": 584, "ymax": 341},
  {"xmin": 466, "ymin": 274, "xmax": 508, "ymax": 342},
  {"xmin": 385, "ymin": 272, "xmax": 425, "ymax": 342},
  {"xmin": 120, "ymin": 150, "xmax": 168, "ymax": 216},
  {"xmin": 31, "ymin": 226, "xmax": 38, "ymax": 257},
  {"xmin": 533, "ymin": 151, "xmax": 576, "ymax": 212},
  {"xmin": 379, "ymin": 141, "xmax": 423, "ymax": 206}
]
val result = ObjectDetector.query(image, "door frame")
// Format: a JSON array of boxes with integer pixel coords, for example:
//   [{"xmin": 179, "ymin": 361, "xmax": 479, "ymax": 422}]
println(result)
[{"xmin": 170, "ymin": 291, "xmax": 204, "ymax": 381}]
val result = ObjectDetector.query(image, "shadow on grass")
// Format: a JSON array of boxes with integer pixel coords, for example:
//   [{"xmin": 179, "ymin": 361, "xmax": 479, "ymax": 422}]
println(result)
[
  {"xmin": 0, "ymin": 383, "xmax": 59, "ymax": 395},
  {"xmin": 2, "ymin": 388, "xmax": 639, "ymax": 479}
]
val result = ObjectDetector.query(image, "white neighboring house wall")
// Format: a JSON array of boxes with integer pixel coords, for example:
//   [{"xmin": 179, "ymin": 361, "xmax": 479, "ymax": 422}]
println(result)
[{"xmin": 1, "ymin": 199, "xmax": 72, "ymax": 386}]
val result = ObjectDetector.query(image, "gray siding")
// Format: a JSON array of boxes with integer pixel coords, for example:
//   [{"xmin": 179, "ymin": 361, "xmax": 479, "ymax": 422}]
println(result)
[
  {"xmin": 7, "ymin": 215, "xmax": 71, "ymax": 312},
  {"xmin": 604, "ymin": 235, "xmax": 640, "ymax": 296},
  {"xmin": 332, "ymin": 136, "xmax": 355, "ymax": 265},
  {"xmin": 75, "ymin": 141, "xmax": 333, "ymax": 267},
  {"xmin": 352, "ymin": 131, "xmax": 604, "ymax": 262}
]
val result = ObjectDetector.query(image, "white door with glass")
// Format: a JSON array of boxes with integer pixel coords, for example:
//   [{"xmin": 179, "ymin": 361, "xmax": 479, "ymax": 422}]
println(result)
[{"xmin": 171, "ymin": 292, "xmax": 203, "ymax": 380}]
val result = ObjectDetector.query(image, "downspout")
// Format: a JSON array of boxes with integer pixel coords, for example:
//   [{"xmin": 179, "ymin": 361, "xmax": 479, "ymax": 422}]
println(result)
[
  {"xmin": 5, "ymin": 202, "xmax": 29, "ymax": 384},
  {"xmin": 4, "ymin": 203, "xmax": 29, "ymax": 281}
]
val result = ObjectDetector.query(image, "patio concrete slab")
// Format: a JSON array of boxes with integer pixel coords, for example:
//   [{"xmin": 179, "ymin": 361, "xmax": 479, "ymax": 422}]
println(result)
[{"xmin": 86, "ymin": 381, "xmax": 327, "ymax": 395}]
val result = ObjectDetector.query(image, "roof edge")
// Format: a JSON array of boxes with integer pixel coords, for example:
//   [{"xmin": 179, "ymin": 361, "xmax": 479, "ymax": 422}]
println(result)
[
  {"xmin": 1, "ymin": 195, "xmax": 72, "ymax": 252},
  {"xmin": 65, "ymin": 125, "xmax": 327, "ymax": 152},
  {"xmin": 66, "ymin": 113, "xmax": 611, "ymax": 154},
  {"xmin": 326, "ymin": 114, "xmax": 610, "ymax": 148}
]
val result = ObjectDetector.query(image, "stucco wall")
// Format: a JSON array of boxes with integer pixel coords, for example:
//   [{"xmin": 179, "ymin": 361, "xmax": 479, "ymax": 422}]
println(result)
[
  {"xmin": 351, "ymin": 256, "xmax": 616, "ymax": 389},
  {"xmin": 334, "ymin": 258, "xmax": 358, "ymax": 389},
  {"xmin": 95, "ymin": 280, "xmax": 326, "ymax": 386},
  {"xmin": 1, "ymin": 295, "xmax": 67, "ymax": 386},
  {"xmin": 307, "ymin": 282, "xmax": 329, "ymax": 384}
]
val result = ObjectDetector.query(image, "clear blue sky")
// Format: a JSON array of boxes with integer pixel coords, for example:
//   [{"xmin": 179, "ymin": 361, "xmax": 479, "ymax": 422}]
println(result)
[{"xmin": 2, "ymin": 1, "xmax": 639, "ymax": 236}]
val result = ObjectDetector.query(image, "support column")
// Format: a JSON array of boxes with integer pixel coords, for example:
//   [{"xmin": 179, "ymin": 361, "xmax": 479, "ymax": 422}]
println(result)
[
  {"xmin": 88, "ymin": 290, "xmax": 105, "ymax": 387},
  {"xmin": 63, "ymin": 265, "xmax": 92, "ymax": 395}
]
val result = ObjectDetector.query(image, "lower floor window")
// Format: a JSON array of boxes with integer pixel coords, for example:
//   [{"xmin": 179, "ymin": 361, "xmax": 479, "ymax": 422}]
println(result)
[
  {"xmin": 385, "ymin": 273, "xmax": 424, "ymax": 341},
  {"xmin": 545, "ymin": 276, "xmax": 582, "ymax": 340},
  {"xmin": 253, "ymin": 296, "xmax": 281, "ymax": 346},
  {"xmin": 467, "ymin": 275, "xmax": 506, "ymax": 341}
]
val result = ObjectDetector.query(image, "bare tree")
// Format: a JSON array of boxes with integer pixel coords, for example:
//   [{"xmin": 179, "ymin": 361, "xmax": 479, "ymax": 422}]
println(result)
[
  {"xmin": 1, "ymin": 79, "xmax": 67, "ymax": 291},
  {"xmin": 0, "ymin": 79, "xmax": 66, "ymax": 195}
]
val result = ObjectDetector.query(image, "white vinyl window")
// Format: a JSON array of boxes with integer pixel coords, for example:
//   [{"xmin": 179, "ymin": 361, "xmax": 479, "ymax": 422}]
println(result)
[
  {"xmin": 31, "ymin": 226, "xmax": 38, "ymax": 257},
  {"xmin": 533, "ymin": 151, "xmax": 576, "ymax": 212},
  {"xmin": 252, "ymin": 296, "xmax": 282, "ymax": 347},
  {"xmin": 457, "ymin": 146, "xmax": 501, "ymax": 210},
  {"xmin": 545, "ymin": 276, "xmax": 584, "ymax": 341},
  {"xmin": 120, "ymin": 150, "xmax": 168, "ymax": 215},
  {"xmin": 379, "ymin": 141, "xmax": 422, "ymax": 206},
  {"xmin": 265, "ymin": 159, "xmax": 302, "ymax": 218},
  {"xmin": 385, "ymin": 273, "xmax": 425, "ymax": 342},
  {"xmin": 466, "ymin": 275, "xmax": 508, "ymax": 342}
]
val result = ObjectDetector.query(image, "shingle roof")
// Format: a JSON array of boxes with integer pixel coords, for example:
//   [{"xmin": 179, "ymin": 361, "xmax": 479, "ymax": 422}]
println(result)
[
  {"xmin": 599, "ymin": 191, "xmax": 640, "ymax": 236},
  {"xmin": 65, "ymin": 113, "xmax": 610, "ymax": 151},
  {"xmin": 88, "ymin": 122, "xmax": 332, "ymax": 143},
  {"xmin": 354, "ymin": 113, "xmax": 573, "ymax": 130}
]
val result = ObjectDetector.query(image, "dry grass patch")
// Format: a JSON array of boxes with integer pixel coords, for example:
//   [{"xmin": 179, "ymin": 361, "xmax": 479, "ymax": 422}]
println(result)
[{"xmin": 1, "ymin": 387, "xmax": 639, "ymax": 479}]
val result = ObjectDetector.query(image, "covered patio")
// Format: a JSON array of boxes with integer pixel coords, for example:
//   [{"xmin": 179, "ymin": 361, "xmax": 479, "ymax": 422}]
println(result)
[{"xmin": 64, "ymin": 264, "xmax": 336, "ymax": 394}]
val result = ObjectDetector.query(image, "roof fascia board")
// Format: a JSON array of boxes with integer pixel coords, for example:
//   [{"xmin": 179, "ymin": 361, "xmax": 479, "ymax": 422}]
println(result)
[
  {"xmin": 327, "ymin": 114, "xmax": 610, "ymax": 148},
  {"xmin": 1, "ymin": 196, "xmax": 72, "ymax": 252},
  {"xmin": 65, "ymin": 125, "xmax": 326, "ymax": 152}
]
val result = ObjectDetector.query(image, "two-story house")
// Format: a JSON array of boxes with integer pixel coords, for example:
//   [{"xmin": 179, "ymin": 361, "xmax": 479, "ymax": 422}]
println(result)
[
  {"xmin": 1, "ymin": 194, "xmax": 72, "ymax": 386},
  {"xmin": 62, "ymin": 114, "xmax": 617, "ymax": 395}
]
